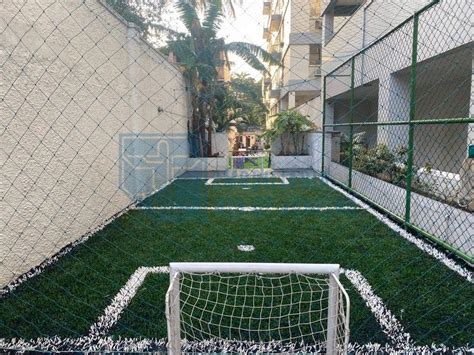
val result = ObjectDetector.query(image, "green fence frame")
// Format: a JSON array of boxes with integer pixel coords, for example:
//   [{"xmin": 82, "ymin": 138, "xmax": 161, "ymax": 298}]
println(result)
[{"xmin": 321, "ymin": 0, "xmax": 473, "ymax": 264}]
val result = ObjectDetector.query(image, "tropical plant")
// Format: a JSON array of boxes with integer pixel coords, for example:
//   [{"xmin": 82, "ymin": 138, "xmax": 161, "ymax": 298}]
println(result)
[
  {"xmin": 107, "ymin": 0, "xmax": 242, "ymax": 36},
  {"xmin": 155, "ymin": 0, "xmax": 276, "ymax": 157},
  {"xmin": 213, "ymin": 74, "xmax": 267, "ymax": 132},
  {"xmin": 263, "ymin": 110, "xmax": 315, "ymax": 156}
]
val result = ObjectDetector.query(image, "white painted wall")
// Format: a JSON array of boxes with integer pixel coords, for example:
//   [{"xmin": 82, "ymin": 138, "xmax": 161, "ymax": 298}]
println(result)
[
  {"xmin": 0, "ymin": 0, "xmax": 189, "ymax": 287},
  {"xmin": 296, "ymin": 96, "xmax": 323, "ymax": 127},
  {"xmin": 322, "ymin": 0, "xmax": 430, "ymax": 75}
]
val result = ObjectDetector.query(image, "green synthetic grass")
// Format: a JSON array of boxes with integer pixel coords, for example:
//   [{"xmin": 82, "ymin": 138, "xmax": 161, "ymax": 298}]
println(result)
[
  {"xmin": 0, "ymin": 179, "xmax": 472, "ymax": 347},
  {"xmin": 140, "ymin": 178, "xmax": 355, "ymax": 207}
]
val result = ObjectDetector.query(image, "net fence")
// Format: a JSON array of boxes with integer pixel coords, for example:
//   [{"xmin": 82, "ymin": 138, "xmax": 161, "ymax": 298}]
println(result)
[
  {"xmin": 0, "ymin": 0, "xmax": 472, "ymax": 353},
  {"xmin": 322, "ymin": 0, "xmax": 473, "ymax": 263}
]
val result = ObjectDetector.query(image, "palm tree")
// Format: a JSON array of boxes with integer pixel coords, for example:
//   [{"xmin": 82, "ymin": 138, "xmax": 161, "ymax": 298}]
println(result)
[
  {"xmin": 106, "ymin": 0, "xmax": 241, "ymax": 34},
  {"xmin": 156, "ymin": 0, "xmax": 277, "ymax": 157}
]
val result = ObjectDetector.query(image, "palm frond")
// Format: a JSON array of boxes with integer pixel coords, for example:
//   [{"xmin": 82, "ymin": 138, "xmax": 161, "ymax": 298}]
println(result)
[
  {"xmin": 176, "ymin": 0, "xmax": 200, "ymax": 33},
  {"xmin": 187, "ymin": 0, "xmax": 239, "ymax": 17},
  {"xmin": 203, "ymin": 0, "xmax": 224, "ymax": 38},
  {"xmin": 226, "ymin": 41, "xmax": 280, "ymax": 67},
  {"xmin": 225, "ymin": 42, "xmax": 278, "ymax": 73},
  {"xmin": 148, "ymin": 23, "xmax": 186, "ymax": 38}
]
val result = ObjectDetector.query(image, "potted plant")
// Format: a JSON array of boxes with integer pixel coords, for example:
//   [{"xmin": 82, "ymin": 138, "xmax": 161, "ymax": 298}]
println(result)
[{"xmin": 263, "ymin": 110, "xmax": 315, "ymax": 169}]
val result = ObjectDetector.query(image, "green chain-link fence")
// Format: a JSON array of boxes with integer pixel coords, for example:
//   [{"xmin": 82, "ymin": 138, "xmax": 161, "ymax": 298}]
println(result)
[{"xmin": 322, "ymin": 0, "xmax": 473, "ymax": 263}]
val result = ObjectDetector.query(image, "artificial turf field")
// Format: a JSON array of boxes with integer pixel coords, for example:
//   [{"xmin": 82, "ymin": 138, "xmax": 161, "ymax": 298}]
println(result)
[{"xmin": 0, "ymin": 177, "xmax": 472, "ymax": 350}]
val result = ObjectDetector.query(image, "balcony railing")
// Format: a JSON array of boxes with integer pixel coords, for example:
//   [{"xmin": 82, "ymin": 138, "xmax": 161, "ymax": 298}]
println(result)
[
  {"xmin": 263, "ymin": 27, "xmax": 270, "ymax": 40},
  {"xmin": 269, "ymin": 88, "xmax": 281, "ymax": 99},
  {"xmin": 270, "ymin": 14, "xmax": 282, "ymax": 32},
  {"xmin": 263, "ymin": 1, "xmax": 271, "ymax": 15}
]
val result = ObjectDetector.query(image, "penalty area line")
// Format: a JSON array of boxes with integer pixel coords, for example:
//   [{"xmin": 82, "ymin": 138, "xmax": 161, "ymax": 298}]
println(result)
[
  {"xmin": 133, "ymin": 206, "xmax": 363, "ymax": 212},
  {"xmin": 3, "ymin": 266, "xmax": 470, "ymax": 353},
  {"xmin": 205, "ymin": 177, "xmax": 289, "ymax": 185},
  {"xmin": 343, "ymin": 269, "xmax": 412, "ymax": 348},
  {"xmin": 88, "ymin": 266, "xmax": 169, "ymax": 337}
]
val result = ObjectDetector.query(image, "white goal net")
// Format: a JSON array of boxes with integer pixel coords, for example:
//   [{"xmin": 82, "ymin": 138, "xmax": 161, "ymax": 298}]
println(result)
[{"xmin": 166, "ymin": 263, "xmax": 350, "ymax": 354}]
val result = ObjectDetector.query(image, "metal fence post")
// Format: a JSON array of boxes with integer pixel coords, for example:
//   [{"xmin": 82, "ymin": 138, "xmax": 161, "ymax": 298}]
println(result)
[
  {"xmin": 405, "ymin": 13, "xmax": 419, "ymax": 224},
  {"xmin": 348, "ymin": 57, "xmax": 355, "ymax": 188},
  {"xmin": 322, "ymin": 75, "xmax": 327, "ymax": 175}
]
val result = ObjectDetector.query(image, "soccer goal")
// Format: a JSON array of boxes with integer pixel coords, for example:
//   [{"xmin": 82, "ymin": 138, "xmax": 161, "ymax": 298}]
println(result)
[{"xmin": 166, "ymin": 263, "xmax": 350, "ymax": 354}]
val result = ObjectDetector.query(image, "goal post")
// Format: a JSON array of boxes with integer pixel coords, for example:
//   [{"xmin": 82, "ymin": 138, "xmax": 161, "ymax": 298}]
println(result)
[{"xmin": 166, "ymin": 262, "xmax": 350, "ymax": 354}]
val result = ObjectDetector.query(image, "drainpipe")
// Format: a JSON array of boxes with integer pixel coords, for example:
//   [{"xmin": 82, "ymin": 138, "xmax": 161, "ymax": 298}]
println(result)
[{"xmin": 361, "ymin": 0, "xmax": 374, "ymax": 80}]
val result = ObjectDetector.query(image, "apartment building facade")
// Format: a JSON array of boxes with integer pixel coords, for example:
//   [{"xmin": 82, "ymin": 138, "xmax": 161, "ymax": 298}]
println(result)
[
  {"xmin": 262, "ymin": 0, "xmax": 324, "ymax": 128},
  {"xmin": 321, "ymin": 0, "xmax": 472, "ymax": 173}
]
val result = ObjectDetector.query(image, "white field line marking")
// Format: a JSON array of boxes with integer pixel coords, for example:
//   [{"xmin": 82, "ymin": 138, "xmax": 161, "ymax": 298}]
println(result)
[
  {"xmin": 206, "ymin": 177, "xmax": 289, "ymax": 185},
  {"xmin": 1, "ymin": 266, "xmax": 470, "ymax": 353},
  {"xmin": 0, "ymin": 337, "xmax": 471, "ymax": 353},
  {"xmin": 134, "ymin": 206, "xmax": 363, "ymax": 212},
  {"xmin": 88, "ymin": 266, "xmax": 169, "ymax": 337},
  {"xmin": 321, "ymin": 177, "xmax": 473, "ymax": 283},
  {"xmin": 238, "ymin": 245, "xmax": 255, "ymax": 252},
  {"xmin": 344, "ymin": 269, "xmax": 412, "ymax": 348}
]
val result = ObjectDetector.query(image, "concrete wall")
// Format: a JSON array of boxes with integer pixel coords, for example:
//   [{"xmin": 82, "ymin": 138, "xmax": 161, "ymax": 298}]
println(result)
[
  {"xmin": 332, "ymin": 97, "xmax": 378, "ymax": 148},
  {"xmin": 296, "ymin": 96, "xmax": 323, "ymax": 127},
  {"xmin": 0, "ymin": 0, "xmax": 189, "ymax": 287},
  {"xmin": 322, "ymin": 0, "xmax": 430, "ymax": 74}
]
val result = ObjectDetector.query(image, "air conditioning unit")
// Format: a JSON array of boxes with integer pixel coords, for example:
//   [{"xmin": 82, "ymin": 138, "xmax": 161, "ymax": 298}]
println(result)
[
  {"xmin": 314, "ymin": 18, "xmax": 323, "ymax": 30},
  {"xmin": 314, "ymin": 64, "xmax": 322, "ymax": 76}
]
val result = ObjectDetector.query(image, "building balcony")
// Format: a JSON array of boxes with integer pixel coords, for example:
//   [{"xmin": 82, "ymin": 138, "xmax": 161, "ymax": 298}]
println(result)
[
  {"xmin": 263, "ymin": 1, "xmax": 271, "ymax": 15},
  {"xmin": 269, "ymin": 88, "xmax": 281, "ymax": 99},
  {"xmin": 282, "ymin": 78, "xmax": 321, "ymax": 95},
  {"xmin": 263, "ymin": 27, "xmax": 270, "ymax": 40},
  {"xmin": 321, "ymin": 0, "xmax": 364, "ymax": 16},
  {"xmin": 270, "ymin": 14, "xmax": 282, "ymax": 32},
  {"xmin": 289, "ymin": 31, "xmax": 322, "ymax": 45}
]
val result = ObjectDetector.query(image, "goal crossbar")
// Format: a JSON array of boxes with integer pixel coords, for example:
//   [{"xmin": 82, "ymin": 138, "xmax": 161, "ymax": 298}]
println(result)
[
  {"xmin": 166, "ymin": 262, "xmax": 349, "ymax": 354},
  {"xmin": 169, "ymin": 262, "xmax": 340, "ymax": 276}
]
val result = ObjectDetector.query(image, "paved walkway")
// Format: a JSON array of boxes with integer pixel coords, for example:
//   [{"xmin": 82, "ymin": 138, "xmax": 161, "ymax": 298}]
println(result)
[{"xmin": 178, "ymin": 169, "xmax": 319, "ymax": 179}]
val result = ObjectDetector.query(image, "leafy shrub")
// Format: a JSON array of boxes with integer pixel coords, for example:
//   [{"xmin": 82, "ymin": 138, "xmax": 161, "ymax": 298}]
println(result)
[
  {"xmin": 262, "ymin": 110, "xmax": 315, "ymax": 156},
  {"xmin": 341, "ymin": 138, "xmax": 432, "ymax": 193}
]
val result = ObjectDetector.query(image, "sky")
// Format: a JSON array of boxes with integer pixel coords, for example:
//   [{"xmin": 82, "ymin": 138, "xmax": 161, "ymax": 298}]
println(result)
[{"xmin": 218, "ymin": 1, "xmax": 268, "ymax": 79}]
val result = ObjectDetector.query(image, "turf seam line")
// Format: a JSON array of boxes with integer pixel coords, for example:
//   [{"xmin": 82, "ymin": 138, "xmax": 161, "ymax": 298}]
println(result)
[
  {"xmin": 0, "ymin": 179, "xmax": 176, "ymax": 298},
  {"xmin": 133, "ymin": 206, "xmax": 364, "ymax": 211},
  {"xmin": 344, "ymin": 269, "xmax": 412, "ymax": 348},
  {"xmin": 89, "ymin": 266, "xmax": 169, "ymax": 337},
  {"xmin": 320, "ymin": 177, "xmax": 473, "ymax": 283}
]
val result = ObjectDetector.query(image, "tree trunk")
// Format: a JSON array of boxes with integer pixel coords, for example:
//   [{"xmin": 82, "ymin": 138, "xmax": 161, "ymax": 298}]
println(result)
[{"xmin": 207, "ymin": 122, "xmax": 213, "ymax": 157}]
